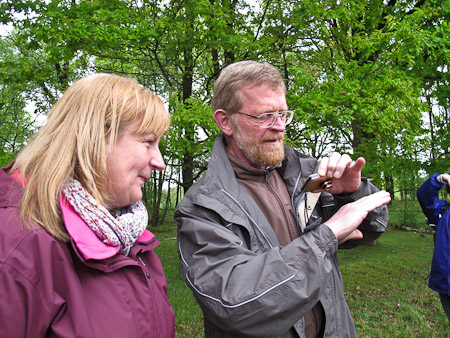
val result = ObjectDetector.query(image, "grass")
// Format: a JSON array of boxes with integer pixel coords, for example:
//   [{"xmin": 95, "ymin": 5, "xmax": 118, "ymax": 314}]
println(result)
[
  {"xmin": 153, "ymin": 200, "xmax": 449, "ymax": 338},
  {"xmin": 151, "ymin": 227, "xmax": 204, "ymax": 337},
  {"xmin": 339, "ymin": 229, "xmax": 448, "ymax": 337}
]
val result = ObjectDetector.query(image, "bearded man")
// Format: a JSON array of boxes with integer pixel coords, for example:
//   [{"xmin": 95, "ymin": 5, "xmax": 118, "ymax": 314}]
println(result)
[{"xmin": 175, "ymin": 60, "xmax": 391, "ymax": 338}]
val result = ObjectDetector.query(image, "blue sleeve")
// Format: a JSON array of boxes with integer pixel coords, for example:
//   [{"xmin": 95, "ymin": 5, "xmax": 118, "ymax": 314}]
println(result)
[{"xmin": 416, "ymin": 173, "xmax": 447, "ymax": 225}]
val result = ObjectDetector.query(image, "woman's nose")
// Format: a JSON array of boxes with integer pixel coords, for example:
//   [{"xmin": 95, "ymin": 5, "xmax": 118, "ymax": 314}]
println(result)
[{"xmin": 150, "ymin": 149, "xmax": 166, "ymax": 171}]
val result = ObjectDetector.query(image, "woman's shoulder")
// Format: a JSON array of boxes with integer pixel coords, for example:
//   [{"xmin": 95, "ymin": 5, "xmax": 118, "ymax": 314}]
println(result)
[
  {"xmin": 0, "ymin": 166, "xmax": 71, "ymax": 266},
  {"xmin": 0, "ymin": 207, "xmax": 72, "ymax": 280}
]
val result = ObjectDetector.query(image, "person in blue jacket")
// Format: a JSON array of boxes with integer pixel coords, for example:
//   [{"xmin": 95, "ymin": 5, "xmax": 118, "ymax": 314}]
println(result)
[{"xmin": 417, "ymin": 170, "xmax": 450, "ymax": 322}]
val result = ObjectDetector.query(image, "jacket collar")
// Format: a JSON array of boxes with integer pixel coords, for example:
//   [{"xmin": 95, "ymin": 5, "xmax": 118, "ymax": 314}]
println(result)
[
  {"xmin": 227, "ymin": 149, "xmax": 267, "ymax": 182},
  {"xmin": 60, "ymin": 194, "xmax": 155, "ymax": 261}
]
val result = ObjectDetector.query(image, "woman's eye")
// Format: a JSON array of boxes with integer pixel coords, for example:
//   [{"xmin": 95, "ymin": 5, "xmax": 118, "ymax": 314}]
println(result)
[
  {"xmin": 141, "ymin": 134, "xmax": 159, "ymax": 146},
  {"xmin": 145, "ymin": 138, "xmax": 160, "ymax": 147}
]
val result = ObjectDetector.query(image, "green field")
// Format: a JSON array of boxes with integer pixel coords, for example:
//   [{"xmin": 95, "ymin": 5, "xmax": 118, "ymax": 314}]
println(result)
[{"xmin": 154, "ymin": 201, "xmax": 449, "ymax": 337}]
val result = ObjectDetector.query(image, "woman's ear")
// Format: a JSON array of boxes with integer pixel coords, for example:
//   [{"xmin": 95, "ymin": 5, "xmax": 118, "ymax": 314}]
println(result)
[{"xmin": 214, "ymin": 109, "xmax": 234, "ymax": 136}]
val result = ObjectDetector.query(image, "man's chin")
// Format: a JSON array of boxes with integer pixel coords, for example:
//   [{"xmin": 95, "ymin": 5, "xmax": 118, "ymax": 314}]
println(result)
[{"xmin": 254, "ymin": 148, "xmax": 284, "ymax": 168}]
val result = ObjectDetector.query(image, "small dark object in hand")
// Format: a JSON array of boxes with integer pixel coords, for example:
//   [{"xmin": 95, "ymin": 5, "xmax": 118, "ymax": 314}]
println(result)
[{"xmin": 301, "ymin": 174, "xmax": 333, "ymax": 192}]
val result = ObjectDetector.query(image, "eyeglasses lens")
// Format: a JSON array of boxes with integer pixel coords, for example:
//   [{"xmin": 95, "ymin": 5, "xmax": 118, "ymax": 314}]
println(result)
[{"xmin": 260, "ymin": 111, "xmax": 293, "ymax": 128}]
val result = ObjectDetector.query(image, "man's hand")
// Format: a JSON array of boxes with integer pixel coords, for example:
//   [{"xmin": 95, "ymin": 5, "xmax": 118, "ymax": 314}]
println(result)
[
  {"xmin": 317, "ymin": 152, "xmax": 365, "ymax": 194},
  {"xmin": 324, "ymin": 190, "xmax": 391, "ymax": 244}
]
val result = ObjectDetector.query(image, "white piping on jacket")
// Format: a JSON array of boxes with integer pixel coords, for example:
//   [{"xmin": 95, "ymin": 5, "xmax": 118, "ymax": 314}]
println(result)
[
  {"xmin": 221, "ymin": 188, "xmax": 274, "ymax": 249},
  {"xmin": 321, "ymin": 203, "xmax": 334, "ymax": 208},
  {"xmin": 179, "ymin": 240, "xmax": 189, "ymax": 268},
  {"xmin": 178, "ymin": 189, "xmax": 298, "ymax": 309},
  {"xmin": 375, "ymin": 218, "xmax": 387, "ymax": 228},
  {"xmin": 185, "ymin": 272, "xmax": 297, "ymax": 309}
]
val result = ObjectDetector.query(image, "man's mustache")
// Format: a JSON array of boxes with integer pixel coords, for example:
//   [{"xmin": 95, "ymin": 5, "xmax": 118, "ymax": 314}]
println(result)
[{"xmin": 260, "ymin": 133, "xmax": 284, "ymax": 142}]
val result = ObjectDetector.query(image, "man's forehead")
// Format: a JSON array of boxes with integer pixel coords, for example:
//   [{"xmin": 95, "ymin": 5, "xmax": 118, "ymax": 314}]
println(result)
[{"xmin": 239, "ymin": 85, "xmax": 287, "ymax": 112}]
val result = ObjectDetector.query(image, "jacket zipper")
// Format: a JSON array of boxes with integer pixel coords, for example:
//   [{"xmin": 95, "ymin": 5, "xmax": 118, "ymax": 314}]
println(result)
[{"xmin": 266, "ymin": 170, "xmax": 308, "ymax": 338}]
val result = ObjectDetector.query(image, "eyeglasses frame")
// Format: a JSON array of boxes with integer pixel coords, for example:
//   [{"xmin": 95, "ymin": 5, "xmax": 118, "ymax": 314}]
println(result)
[{"xmin": 232, "ymin": 110, "xmax": 294, "ymax": 128}]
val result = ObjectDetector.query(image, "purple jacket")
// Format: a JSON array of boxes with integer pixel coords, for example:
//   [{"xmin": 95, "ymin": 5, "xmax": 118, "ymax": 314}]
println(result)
[{"xmin": 0, "ymin": 165, "xmax": 175, "ymax": 338}]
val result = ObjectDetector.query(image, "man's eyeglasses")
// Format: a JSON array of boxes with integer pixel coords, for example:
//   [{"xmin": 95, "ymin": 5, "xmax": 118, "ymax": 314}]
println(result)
[{"xmin": 234, "ymin": 110, "xmax": 294, "ymax": 128}]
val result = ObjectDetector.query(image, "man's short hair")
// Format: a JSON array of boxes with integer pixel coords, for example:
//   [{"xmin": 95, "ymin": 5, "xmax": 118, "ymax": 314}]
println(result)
[{"xmin": 212, "ymin": 60, "xmax": 286, "ymax": 113}]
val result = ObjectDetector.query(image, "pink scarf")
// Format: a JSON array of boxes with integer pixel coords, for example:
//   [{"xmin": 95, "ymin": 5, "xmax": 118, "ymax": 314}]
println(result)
[{"xmin": 62, "ymin": 178, "xmax": 148, "ymax": 256}]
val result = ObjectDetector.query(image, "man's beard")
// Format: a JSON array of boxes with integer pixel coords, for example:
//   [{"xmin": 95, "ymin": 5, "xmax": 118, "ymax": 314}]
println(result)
[{"xmin": 233, "ymin": 126, "xmax": 285, "ymax": 168}]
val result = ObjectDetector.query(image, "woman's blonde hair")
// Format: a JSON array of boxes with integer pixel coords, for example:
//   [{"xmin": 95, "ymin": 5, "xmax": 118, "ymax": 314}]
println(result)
[{"xmin": 12, "ymin": 73, "xmax": 170, "ymax": 241}]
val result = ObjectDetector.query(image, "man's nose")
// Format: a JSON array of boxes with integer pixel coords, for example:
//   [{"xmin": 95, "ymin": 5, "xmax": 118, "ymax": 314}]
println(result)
[{"xmin": 270, "ymin": 114, "xmax": 286, "ymax": 131}]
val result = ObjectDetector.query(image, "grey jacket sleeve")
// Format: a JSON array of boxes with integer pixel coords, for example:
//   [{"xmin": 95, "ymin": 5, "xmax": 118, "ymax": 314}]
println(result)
[
  {"xmin": 176, "ymin": 203, "xmax": 339, "ymax": 338},
  {"xmin": 320, "ymin": 177, "xmax": 389, "ymax": 249}
]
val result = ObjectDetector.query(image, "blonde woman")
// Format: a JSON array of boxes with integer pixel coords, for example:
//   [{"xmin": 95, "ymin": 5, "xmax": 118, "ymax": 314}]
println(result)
[{"xmin": 0, "ymin": 74, "xmax": 175, "ymax": 337}]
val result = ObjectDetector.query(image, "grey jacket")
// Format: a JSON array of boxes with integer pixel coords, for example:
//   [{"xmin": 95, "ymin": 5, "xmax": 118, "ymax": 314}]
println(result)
[{"xmin": 175, "ymin": 134, "xmax": 388, "ymax": 338}]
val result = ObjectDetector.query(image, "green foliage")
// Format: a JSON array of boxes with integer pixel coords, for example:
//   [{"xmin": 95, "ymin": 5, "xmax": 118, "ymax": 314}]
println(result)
[
  {"xmin": 282, "ymin": 0, "xmax": 427, "ymax": 167},
  {"xmin": 168, "ymin": 97, "xmax": 219, "ymax": 169},
  {"xmin": 0, "ymin": 0, "xmax": 449, "ymax": 219},
  {"xmin": 0, "ymin": 38, "xmax": 37, "ymax": 165},
  {"xmin": 0, "ymin": 84, "xmax": 36, "ymax": 160}
]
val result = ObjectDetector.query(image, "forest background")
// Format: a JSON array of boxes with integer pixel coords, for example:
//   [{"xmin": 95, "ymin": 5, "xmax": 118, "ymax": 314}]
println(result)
[{"xmin": 0, "ymin": 0, "xmax": 449, "ymax": 229}]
